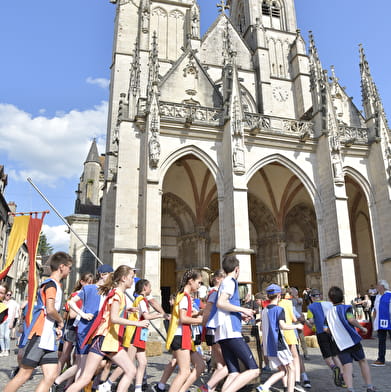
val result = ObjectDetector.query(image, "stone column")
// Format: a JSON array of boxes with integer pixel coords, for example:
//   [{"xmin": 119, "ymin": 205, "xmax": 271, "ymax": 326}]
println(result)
[
  {"xmin": 321, "ymin": 186, "xmax": 357, "ymax": 303},
  {"xmin": 142, "ymin": 179, "xmax": 163, "ymax": 301}
]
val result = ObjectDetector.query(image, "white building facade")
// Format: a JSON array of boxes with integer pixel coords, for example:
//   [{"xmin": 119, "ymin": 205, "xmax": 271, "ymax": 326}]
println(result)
[{"xmin": 71, "ymin": 0, "xmax": 391, "ymax": 307}]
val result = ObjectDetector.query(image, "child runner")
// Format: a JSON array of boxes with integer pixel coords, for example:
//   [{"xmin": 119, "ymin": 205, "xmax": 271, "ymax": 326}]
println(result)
[
  {"xmin": 53, "ymin": 265, "xmax": 114, "ymax": 389},
  {"xmin": 165, "ymin": 269, "xmax": 205, "ymax": 392},
  {"xmin": 306, "ymin": 288, "xmax": 345, "ymax": 387},
  {"xmin": 99, "ymin": 278, "xmax": 164, "ymax": 392},
  {"xmin": 4, "ymin": 251, "xmax": 73, "ymax": 392},
  {"xmin": 326, "ymin": 286, "xmax": 377, "ymax": 392},
  {"xmin": 207, "ymin": 255, "xmax": 259, "ymax": 392},
  {"xmin": 198, "ymin": 269, "xmax": 228, "ymax": 392},
  {"xmin": 257, "ymin": 284, "xmax": 303, "ymax": 392},
  {"xmin": 57, "ymin": 272, "xmax": 94, "ymax": 375},
  {"xmin": 65, "ymin": 265, "xmax": 149, "ymax": 392},
  {"xmin": 278, "ymin": 288, "xmax": 306, "ymax": 392}
]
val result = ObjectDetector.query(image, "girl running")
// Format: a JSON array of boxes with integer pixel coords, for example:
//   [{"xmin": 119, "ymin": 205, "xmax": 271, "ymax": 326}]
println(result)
[
  {"xmin": 166, "ymin": 270, "xmax": 205, "ymax": 392},
  {"xmin": 65, "ymin": 265, "xmax": 149, "ymax": 392},
  {"xmin": 125, "ymin": 279, "xmax": 163, "ymax": 392}
]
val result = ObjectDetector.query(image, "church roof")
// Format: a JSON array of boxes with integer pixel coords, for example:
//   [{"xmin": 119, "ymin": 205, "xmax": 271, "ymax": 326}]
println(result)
[{"xmin": 85, "ymin": 139, "xmax": 100, "ymax": 165}]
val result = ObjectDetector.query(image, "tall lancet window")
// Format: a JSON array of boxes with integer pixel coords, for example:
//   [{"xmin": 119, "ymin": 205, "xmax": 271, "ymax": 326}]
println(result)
[{"xmin": 262, "ymin": 0, "xmax": 282, "ymax": 30}]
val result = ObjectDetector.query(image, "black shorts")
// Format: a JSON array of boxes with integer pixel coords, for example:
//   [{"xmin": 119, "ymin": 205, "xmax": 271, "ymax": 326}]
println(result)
[
  {"xmin": 205, "ymin": 334, "xmax": 215, "ymax": 346},
  {"xmin": 316, "ymin": 332, "xmax": 339, "ymax": 359},
  {"xmin": 170, "ymin": 335, "xmax": 184, "ymax": 351},
  {"xmin": 218, "ymin": 337, "xmax": 258, "ymax": 373},
  {"xmin": 63, "ymin": 325, "xmax": 77, "ymax": 343},
  {"xmin": 338, "ymin": 342, "xmax": 365, "ymax": 365},
  {"xmin": 22, "ymin": 334, "xmax": 59, "ymax": 368}
]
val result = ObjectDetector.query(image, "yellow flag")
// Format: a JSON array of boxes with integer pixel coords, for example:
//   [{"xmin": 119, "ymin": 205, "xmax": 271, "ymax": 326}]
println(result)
[{"xmin": 0, "ymin": 215, "xmax": 30, "ymax": 279}]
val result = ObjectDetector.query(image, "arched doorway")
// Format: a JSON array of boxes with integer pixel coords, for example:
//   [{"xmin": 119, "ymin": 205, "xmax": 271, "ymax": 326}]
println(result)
[
  {"xmin": 345, "ymin": 176, "xmax": 377, "ymax": 294},
  {"xmin": 160, "ymin": 154, "xmax": 219, "ymax": 309},
  {"xmin": 248, "ymin": 162, "xmax": 320, "ymax": 294}
]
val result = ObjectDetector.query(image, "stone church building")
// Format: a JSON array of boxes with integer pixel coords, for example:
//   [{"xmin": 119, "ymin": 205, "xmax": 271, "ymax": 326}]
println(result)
[{"xmin": 68, "ymin": 0, "xmax": 391, "ymax": 307}]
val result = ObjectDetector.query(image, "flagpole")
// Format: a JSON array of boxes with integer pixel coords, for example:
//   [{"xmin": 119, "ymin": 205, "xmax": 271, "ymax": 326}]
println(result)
[{"xmin": 27, "ymin": 177, "xmax": 104, "ymax": 265}]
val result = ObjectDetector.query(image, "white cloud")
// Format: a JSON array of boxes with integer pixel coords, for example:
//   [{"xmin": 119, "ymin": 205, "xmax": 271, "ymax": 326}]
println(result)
[
  {"xmin": 86, "ymin": 77, "xmax": 110, "ymax": 89},
  {"xmin": 42, "ymin": 224, "xmax": 70, "ymax": 252},
  {"xmin": 0, "ymin": 102, "xmax": 108, "ymax": 185}
]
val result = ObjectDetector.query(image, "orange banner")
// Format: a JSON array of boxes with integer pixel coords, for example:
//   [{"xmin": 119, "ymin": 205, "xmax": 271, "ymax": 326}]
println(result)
[{"xmin": 26, "ymin": 213, "xmax": 47, "ymax": 326}]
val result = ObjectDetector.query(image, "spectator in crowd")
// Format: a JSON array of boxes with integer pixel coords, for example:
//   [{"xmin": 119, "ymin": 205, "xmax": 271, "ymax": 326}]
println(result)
[
  {"xmin": 368, "ymin": 285, "xmax": 378, "ymax": 312},
  {"xmin": 371, "ymin": 280, "xmax": 391, "ymax": 367},
  {"xmin": 362, "ymin": 295, "xmax": 372, "ymax": 323}
]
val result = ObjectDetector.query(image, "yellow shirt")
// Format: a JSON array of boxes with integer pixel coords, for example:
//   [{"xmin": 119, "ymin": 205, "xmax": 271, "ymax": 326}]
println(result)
[
  {"xmin": 278, "ymin": 298, "xmax": 298, "ymax": 345},
  {"xmin": 95, "ymin": 289, "xmax": 126, "ymax": 352}
]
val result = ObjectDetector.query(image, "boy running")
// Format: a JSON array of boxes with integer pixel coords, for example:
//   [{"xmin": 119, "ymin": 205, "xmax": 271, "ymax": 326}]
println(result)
[
  {"xmin": 5, "ymin": 251, "xmax": 73, "ymax": 392},
  {"xmin": 306, "ymin": 288, "xmax": 345, "ymax": 387},
  {"xmin": 257, "ymin": 284, "xmax": 303, "ymax": 392},
  {"xmin": 326, "ymin": 286, "xmax": 378, "ymax": 392},
  {"xmin": 207, "ymin": 255, "xmax": 259, "ymax": 392}
]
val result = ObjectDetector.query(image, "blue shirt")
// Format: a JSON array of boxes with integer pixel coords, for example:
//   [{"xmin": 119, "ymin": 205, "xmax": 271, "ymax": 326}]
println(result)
[{"xmin": 77, "ymin": 284, "xmax": 103, "ymax": 336}]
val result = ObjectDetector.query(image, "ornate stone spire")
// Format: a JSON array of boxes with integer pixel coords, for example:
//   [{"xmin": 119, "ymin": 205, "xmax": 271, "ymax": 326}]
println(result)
[
  {"xmin": 146, "ymin": 31, "xmax": 161, "ymax": 169},
  {"xmin": 359, "ymin": 44, "xmax": 381, "ymax": 118},
  {"xmin": 222, "ymin": 19, "xmax": 235, "ymax": 66},
  {"xmin": 221, "ymin": 21, "xmax": 245, "ymax": 175},
  {"xmin": 129, "ymin": 40, "xmax": 141, "ymax": 98},
  {"xmin": 222, "ymin": 21, "xmax": 236, "ymax": 109},
  {"xmin": 308, "ymin": 31, "xmax": 325, "ymax": 92},
  {"xmin": 147, "ymin": 31, "xmax": 160, "ymax": 103},
  {"xmin": 360, "ymin": 44, "xmax": 391, "ymax": 139}
]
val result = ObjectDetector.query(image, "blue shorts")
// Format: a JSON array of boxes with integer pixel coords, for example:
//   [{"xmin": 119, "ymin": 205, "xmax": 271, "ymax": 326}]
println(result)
[
  {"xmin": 76, "ymin": 332, "xmax": 91, "ymax": 355},
  {"xmin": 89, "ymin": 335, "xmax": 123, "ymax": 358},
  {"xmin": 218, "ymin": 337, "xmax": 258, "ymax": 373},
  {"xmin": 338, "ymin": 342, "xmax": 365, "ymax": 365}
]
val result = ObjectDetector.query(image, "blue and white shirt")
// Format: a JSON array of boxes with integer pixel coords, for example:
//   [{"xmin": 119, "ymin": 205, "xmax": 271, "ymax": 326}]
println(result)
[
  {"xmin": 326, "ymin": 304, "xmax": 361, "ymax": 351},
  {"xmin": 206, "ymin": 276, "xmax": 242, "ymax": 341}
]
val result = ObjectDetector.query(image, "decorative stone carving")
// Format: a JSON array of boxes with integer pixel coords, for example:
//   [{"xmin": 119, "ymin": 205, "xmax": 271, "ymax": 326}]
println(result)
[
  {"xmin": 141, "ymin": 0, "xmax": 150, "ymax": 33},
  {"xmin": 331, "ymin": 153, "xmax": 344, "ymax": 185},
  {"xmin": 169, "ymin": 10, "xmax": 185, "ymax": 20},
  {"xmin": 148, "ymin": 105, "xmax": 160, "ymax": 168},
  {"xmin": 149, "ymin": 134, "xmax": 160, "ymax": 168},
  {"xmin": 191, "ymin": 9, "xmax": 199, "ymax": 38},
  {"xmin": 338, "ymin": 126, "xmax": 369, "ymax": 145},
  {"xmin": 217, "ymin": 0, "xmax": 229, "ymax": 14},
  {"xmin": 386, "ymin": 146, "xmax": 391, "ymax": 184},
  {"xmin": 231, "ymin": 97, "xmax": 245, "ymax": 174}
]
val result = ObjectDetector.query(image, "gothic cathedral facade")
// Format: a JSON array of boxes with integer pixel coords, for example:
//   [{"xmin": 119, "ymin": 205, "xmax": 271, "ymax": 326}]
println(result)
[{"xmin": 69, "ymin": 0, "xmax": 391, "ymax": 305}]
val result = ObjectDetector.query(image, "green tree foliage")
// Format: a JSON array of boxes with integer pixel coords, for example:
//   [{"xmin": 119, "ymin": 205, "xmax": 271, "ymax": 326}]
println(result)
[{"xmin": 37, "ymin": 232, "xmax": 53, "ymax": 257}]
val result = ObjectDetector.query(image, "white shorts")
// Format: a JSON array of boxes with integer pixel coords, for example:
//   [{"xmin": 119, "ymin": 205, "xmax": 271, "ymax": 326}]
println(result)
[{"xmin": 268, "ymin": 348, "xmax": 293, "ymax": 369}]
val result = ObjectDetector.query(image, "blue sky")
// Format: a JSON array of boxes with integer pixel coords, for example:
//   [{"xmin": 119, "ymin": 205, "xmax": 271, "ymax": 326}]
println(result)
[{"xmin": 0, "ymin": 0, "xmax": 390, "ymax": 251}]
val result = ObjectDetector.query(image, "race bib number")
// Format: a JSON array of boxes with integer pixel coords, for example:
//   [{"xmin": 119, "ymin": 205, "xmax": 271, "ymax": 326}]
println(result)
[
  {"xmin": 140, "ymin": 328, "xmax": 149, "ymax": 341},
  {"xmin": 380, "ymin": 319, "xmax": 389, "ymax": 328}
]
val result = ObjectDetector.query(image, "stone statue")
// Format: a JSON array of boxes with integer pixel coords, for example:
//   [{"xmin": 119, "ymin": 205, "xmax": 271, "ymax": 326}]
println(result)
[
  {"xmin": 149, "ymin": 136, "xmax": 160, "ymax": 168},
  {"xmin": 191, "ymin": 11, "xmax": 199, "ymax": 38}
]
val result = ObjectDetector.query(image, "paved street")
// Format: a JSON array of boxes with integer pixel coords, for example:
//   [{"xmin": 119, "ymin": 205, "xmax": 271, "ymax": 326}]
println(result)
[{"xmin": 0, "ymin": 338, "xmax": 390, "ymax": 391}]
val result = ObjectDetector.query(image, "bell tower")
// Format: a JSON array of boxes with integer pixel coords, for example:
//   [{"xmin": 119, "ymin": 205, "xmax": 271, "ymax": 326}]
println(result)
[
  {"xmin": 228, "ymin": 0, "xmax": 310, "ymax": 118},
  {"xmin": 229, "ymin": 0, "xmax": 297, "ymax": 42}
]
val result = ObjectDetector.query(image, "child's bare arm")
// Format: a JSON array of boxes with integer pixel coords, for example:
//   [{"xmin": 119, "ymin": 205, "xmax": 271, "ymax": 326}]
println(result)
[{"xmin": 279, "ymin": 319, "xmax": 303, "ymax": 331}]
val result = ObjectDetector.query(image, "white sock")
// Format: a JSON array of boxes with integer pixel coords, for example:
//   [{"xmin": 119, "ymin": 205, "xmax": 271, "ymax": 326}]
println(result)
[
  {"xmin": 302, "ymin": 372, "xmax": 309, "ymax": 381},
  {"xmin": 158, "ymin": 382, "xmax": 166, "ymax": 390},
  {"xmin": 135, "ymin": 385, "xmax": 142, "ymax": 392}
]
